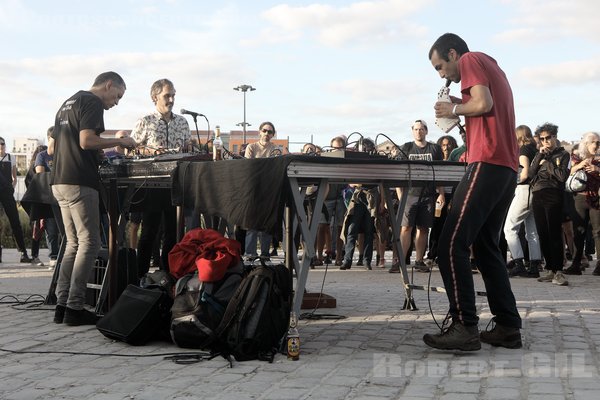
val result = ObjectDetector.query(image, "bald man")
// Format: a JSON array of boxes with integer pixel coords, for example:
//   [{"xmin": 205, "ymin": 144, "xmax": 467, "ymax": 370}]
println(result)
[{"xmin": 104, "ymin": 130, "xmax": 130, "ymax": 159}]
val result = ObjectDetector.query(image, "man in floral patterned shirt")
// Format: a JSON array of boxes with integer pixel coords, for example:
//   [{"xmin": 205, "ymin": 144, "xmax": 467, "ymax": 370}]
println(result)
[
  {"xmin": 131, "ymin": 78, "xmax": 190, "ymax": 154},
  {"xmin": 131, "ymin": 78, "xmax": 190, "ymax": 276}
]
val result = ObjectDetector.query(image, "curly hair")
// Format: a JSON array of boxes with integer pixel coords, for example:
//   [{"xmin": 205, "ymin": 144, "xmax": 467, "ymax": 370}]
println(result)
[
  {"xmin": 534, "ymin": 122, "xmax": 558, "ymax": 137},
  {"xmin": 437, "ymin": 135, "xmax": 458, "ymax": 149}
]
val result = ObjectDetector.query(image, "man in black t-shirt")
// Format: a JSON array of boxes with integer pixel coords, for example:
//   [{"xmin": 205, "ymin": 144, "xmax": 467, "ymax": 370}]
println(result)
[
  {"xmin": 50, "ymin": 72, "xmax": 137, "ymax": 326},
  {"xmin": 389, "ymin": 120, "xmax": 445, "ymax": 273}
]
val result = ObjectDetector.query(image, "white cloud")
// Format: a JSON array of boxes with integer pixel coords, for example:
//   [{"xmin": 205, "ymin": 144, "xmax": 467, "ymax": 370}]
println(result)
[
  {"xmin": 326, "ymin": 79, "xmax": 423, "ymax": 101},
  {"xmin": 495, "ymin": 0, "xmax": 600, "ymax": 43},
  {"xmin": 0, "ymin": 51, "xmax": 247, "ymax": 138},
  {"xmin": 520, "ymin": 57, "xmax": 600, "ymax": 87},
  {"xmin": 249, "ymin": 0, "xmax": 432, "ymax": 47}
]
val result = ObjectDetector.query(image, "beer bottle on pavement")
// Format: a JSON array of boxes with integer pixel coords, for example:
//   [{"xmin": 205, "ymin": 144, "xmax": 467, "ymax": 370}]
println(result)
[{"xmin": 287, "ymin": 311, "xmax": 300, "ymax": 360}]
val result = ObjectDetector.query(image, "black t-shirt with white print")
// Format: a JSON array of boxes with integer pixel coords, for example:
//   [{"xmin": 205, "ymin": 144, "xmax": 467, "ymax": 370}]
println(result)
[
  {"xmin": 399, "ymin": 141, "xmax": 443, "ymax": 197},
  {"xmin": 51, "ymin": 90, "xmax": 105, "ymax": 191}
]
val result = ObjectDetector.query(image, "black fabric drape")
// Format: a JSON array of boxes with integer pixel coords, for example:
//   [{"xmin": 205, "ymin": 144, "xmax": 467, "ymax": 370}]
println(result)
[
  {"xmin": 21, "ymin": 172, "xmax": 56, "ymax": 220},
  {"xmin": 172, "ymin": 156, "xmax": 294, "ymax": 233}
]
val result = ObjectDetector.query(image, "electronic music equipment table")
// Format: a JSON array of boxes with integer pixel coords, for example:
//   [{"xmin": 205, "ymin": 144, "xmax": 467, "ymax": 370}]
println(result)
[
  {"xmin": 99, "ymin": 153, "xmax": 212, "ymax": 310},
  {"xmin": 285, "ymin": 155, "xmax": 466, "ymax": 316},
  {"xmin": 171, "ymin": 154, "xmax": 466, "ymax": 316}
]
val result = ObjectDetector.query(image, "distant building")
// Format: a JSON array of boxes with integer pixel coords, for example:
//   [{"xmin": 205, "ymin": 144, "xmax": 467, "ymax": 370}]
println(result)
[{"xmin": 10, "ymin": 137, "xmax": 42, "ymax": 175}]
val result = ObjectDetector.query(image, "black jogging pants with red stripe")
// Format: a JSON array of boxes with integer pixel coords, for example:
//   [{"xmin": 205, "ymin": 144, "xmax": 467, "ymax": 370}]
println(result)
[{"xmin": 437, "ymin": 161, "xmax": 522, "ymax": 329}]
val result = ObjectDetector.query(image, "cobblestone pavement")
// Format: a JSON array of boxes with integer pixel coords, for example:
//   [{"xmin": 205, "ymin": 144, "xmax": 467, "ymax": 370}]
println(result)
[{"xmin": 1, "ymin": 248, "xmax": 600, "ymax": 400}]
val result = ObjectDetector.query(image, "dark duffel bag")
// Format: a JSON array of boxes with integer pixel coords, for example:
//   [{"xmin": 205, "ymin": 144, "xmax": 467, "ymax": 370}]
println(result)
[{"xmin": 96, "ymin": 285, "xmax": 173, "ymax": 345}]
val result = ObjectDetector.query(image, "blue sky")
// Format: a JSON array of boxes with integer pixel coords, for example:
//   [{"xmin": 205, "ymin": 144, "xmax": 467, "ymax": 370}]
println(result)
[{"xmin": 1, "ymin": 0, "xmax": 599, "ymax": 152}]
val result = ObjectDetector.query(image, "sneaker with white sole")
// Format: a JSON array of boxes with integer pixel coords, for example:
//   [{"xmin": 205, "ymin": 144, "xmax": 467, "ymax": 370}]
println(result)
[
  {"xmin": 537, "ymin": 270, "xmax": 555, "ymax": 282},
  {"xmin": 31, "ymin": 257, "xmax": 44, "ymax": 266},
  {"xmin": 47, "ymin": 259, "xmax": 57, "ymax": 270},
  {"xmin": 552, "ymin": 271, "xmax": 568, "ymax": 286}
]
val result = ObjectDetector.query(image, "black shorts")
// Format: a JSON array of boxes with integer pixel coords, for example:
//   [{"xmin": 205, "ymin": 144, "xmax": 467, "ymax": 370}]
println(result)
[{"xmin": 401, "ymin": 195, "xmax": 434, "ymax": 228}]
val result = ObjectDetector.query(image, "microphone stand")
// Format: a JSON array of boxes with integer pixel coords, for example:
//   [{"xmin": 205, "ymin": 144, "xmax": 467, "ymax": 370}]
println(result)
[{"xmin": 190, "ymin": 114, "xmax": 210, "ymax": 153}]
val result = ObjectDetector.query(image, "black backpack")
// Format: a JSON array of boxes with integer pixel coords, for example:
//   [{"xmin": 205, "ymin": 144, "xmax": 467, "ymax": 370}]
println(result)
[
  {"xmin": 170, "ymin": 262, "xmax": 244, "ymax": 349},
  {"xmin": 216, "ymin": 262, "xmax": 292, "ymax": 362}
]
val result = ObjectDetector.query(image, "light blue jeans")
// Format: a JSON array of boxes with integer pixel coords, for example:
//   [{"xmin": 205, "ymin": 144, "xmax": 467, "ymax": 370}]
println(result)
[
  {"xmin": 52, "ymin": 185, "xmax": 101, "ymax": 310},
  {"xmin": 503, "ymin": 184, "xmax": 541, "ymax": 261}
]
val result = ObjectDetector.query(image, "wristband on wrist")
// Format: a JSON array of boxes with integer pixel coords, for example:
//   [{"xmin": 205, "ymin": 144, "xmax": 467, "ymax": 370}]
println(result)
[{"xmin": 452, "ymin": 104, "xmax": 459, "ymax": 117}]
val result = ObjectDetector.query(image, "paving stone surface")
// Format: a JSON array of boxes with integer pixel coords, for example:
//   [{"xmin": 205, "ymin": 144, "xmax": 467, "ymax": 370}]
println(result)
[{"xmin": 1, "ymin": 248, "xmax": 600, "ymax": 399}]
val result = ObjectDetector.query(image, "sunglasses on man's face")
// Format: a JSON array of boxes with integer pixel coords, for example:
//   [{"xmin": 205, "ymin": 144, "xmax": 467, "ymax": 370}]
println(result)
[
  {"xmin": 0, "ymin": 142, "xmax": 5, "ymax": 145},
  {"xmin": 539, "ymin": 136, "xmax": 553, "ymax": 142},
  {"xmin": 261, "ymin": 129, "xmax": 274, "ymax": 134}
]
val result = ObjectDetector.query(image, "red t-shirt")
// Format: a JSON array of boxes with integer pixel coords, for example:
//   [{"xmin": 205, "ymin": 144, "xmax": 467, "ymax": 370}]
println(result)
[{"xmin": 459, "ymin": 52, "xmax": 518, "ymax": 172}]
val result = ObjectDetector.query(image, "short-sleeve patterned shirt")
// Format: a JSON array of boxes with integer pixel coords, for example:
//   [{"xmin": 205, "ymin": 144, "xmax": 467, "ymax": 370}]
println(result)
[{"xmin": 131, "ymin": 111, "xmax": 190, "ymax": 150}]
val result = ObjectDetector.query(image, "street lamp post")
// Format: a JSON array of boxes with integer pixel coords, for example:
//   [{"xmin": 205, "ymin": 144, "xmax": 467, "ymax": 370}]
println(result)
[{"xmin": 233, "ymin": 84, "xmax": 255, "ymax": 145}]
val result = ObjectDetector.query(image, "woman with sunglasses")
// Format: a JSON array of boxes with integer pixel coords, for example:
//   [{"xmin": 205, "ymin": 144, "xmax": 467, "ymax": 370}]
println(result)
[
  {"xmin": 564, "ymin": 132, "xmax": 600, "ymax": 276},
  {"xmin": 528, "ymin": 123, "xmax": 570, "ymax": 286},
  {"xmin": 243, "ymin": 122, "xmax": 278, "ymax": 260},
  {"xmin": 244, "ymin": 122, "xmax": 277, "ymax": 159}
]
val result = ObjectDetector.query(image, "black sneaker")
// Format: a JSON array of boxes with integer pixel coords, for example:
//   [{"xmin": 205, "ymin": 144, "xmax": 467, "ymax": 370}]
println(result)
[
  {"xmin": 356, "ymin": 256, "xmax": 364, "ymax": 266},
  {"xmin": 423, "ymin": 320, "xmax": 481, "ymax": 351},
  {"xmin": 414, "ymin": 260, "xmax": 430, "ymax": 272},
  {"xmin": 508, "ymin": 259, "xmax": 527, "ymax": 277},
  {"xmin": 564, "ymin": 263, "xmax": 582, "ymax": 275},
  {"xmin": 480, "ymin": 318, "xmax": 522, "ymax": 349},
  {"xmin": 54, "ymin": 305, "xmax": 66, "ymax": 324},
  {"xmin": 63, "ymin": 307, "xmax": 99, "ymax": 326},
  {"xmin": 339, "ymin": 261, "xmax": 351, "ymax": 270},
  {"xmin": 526, "ymin": 263, "xmax": 540, "ymax": 278},
  {"xmin": 20, "ymin": 253, "xmax": 33, "ymax": 263},
  {"xmin": 388, "ymin": 263, "xmax": 400, "ymax": 273}
]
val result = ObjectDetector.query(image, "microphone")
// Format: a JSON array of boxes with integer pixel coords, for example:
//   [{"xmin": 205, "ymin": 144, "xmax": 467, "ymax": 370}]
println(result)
[{"xmin": 180, "ymin": 109, "xmax": 205, "ymax": 118}]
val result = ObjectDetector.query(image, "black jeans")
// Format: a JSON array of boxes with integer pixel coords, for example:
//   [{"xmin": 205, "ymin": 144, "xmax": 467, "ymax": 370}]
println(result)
[
  {"xmin": 437, "ymin": 162, "xmax": 521, "ymax": 328},
  {"xmin": 570, "ymin": 194, "xmax": 600, "ymax": 266},
  {"xmin": 531, "ymin": 188, "xmax": 564, "ymax": 271},
  {"xmin": 137, "ymin": 190, "xmax": 177, "ymax": 277},
  {"xmin": 0, "ymin": 188, "xmax": 27, "ymax": 252}
]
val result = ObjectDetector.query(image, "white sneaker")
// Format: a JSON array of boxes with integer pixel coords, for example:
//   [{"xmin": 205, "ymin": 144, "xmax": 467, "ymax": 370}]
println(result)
[
  {"xmin": 537, "ymin": 270, "xmax": 555, "ymax": 282},
  {"xmin": 552, "ymin": 271, "xmax": 569, "ymax": 286},
  {"xmin": 47, "ymin": 259, "xmax": 57, "ymax": 270},
  {"xmin": 31, "ymin": 257, "xmax": 44, "ymax": 266}
]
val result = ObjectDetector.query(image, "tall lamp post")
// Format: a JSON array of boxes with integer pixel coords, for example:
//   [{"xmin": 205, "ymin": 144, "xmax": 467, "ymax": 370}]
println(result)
[{"xmin": 233, "ymin": 84, "xmax": 255, "ymax": 145}]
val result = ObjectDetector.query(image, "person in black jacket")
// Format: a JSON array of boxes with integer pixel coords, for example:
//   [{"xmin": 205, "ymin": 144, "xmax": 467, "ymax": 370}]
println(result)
[
  {"xmin": 0, "ymin": 137, "xmax": 33, "ymax": 263},
  {"xmin": 528, "ymin": 123, "xmax": 570, "ymax": 286}
]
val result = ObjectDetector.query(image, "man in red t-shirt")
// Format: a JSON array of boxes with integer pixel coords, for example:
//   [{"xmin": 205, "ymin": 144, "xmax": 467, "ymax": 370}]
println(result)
[{"xmin": 422, "ymin": 33, "xmax": 521, "ymax": 351}]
